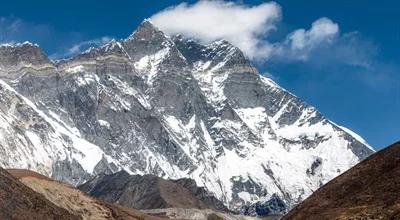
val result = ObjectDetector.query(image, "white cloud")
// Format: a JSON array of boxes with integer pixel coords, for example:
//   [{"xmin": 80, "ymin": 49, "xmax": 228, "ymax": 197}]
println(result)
[
  {"xmin": 151, "ymin": 1, "xmax": 281, "ymax": 60},
  {"xmin": 271, "ymin": 17, "xmax": 378, "ymax": 69},
  {"xmin": 150, "ymin": 2, "xmax": 343, "ymax": 62},
  {"xmin": 273, "ymin": 17, "xmax": 340, "ymax": 61},
  {"xmin": 288, "ymin": 17, "xmax": 339, "ymax": 50}
]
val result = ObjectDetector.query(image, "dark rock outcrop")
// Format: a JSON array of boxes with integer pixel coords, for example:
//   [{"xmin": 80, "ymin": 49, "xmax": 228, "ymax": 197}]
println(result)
[
  {"xmin": 172, "ymin": 178, "xmax": 230, "ymax": 213},
  {"xmin": 79, "ymin": 170, "xmax": 229, "ymax": 212}
]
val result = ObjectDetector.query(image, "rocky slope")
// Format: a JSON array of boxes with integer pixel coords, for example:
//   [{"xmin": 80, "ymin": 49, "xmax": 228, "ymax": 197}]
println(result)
[
  {"xmin": 79, "ymin": 170, "xmax": 229, "ymax": 212},
  {"xmin": 0, "ymin": 168, "xmax": 80, "ymax": 220},
  {"xmin": 282, "ymin": 141, "xmax": 400, "ymax": 220},
  {"xmin": 8, "ymin": 169, "xmax": 163, "ymax": 220},
  {"xmin": 142, "ymin": 208, "xmax": 279, "ymax": 220},
  {"xmin": 0, "ymin": 19, "xmax": 374, "ymax": 214}
]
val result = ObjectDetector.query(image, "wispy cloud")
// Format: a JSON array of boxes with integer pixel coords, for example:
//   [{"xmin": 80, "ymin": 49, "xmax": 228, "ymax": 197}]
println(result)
[
  {"xmin": 0, "ymin": 17, "xmax": 20, "ymax": 43},
  {"xmin": 270, "ymin": 18, "xmax": 380, "ymax": 69},
  {"xmin": 0, "ymin": 16, "xmax": 113, "ymax": 60},
  {"xmin": 270, "ymin": 24, "xmax": 398, "ymax": 91},
  {"xmin": 0, "ymin": 17, "xmax": 52, "ymax": 45},
  {"xmin": 52, "ymin": 36, "xmax": 112, "ymax": 58}
]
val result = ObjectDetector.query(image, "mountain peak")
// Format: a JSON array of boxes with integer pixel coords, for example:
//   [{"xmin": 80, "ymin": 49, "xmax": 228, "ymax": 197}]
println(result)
[
  {"xmin": 173, "ymin": 35, "xmax": 249, "ymax": 71},
  {"xmin": 0, "ymin": 41, "xmax": 52, "ymax": 70},
  {"xmin": 127, "ymin": 19, "xmax": 164, "ymax": 40},
  {"xmin": 139, "ymin": 18, "xmax": 157, "ymax": 29},
  {"xmin": 123, "ymin": 19, "xmax": 175, "ymax": 62}
]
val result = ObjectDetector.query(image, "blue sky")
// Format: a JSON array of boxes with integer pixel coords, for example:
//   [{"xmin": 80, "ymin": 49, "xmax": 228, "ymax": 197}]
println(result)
[{"xmin": 0, "ymin": 0, "xmax": 398, "ymax": 149}]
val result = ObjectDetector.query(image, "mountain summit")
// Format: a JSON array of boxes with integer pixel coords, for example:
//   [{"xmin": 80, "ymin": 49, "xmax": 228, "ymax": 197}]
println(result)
[{"xmin": 0, "ymin": 19, "xmax": 373, "ymax": 215}]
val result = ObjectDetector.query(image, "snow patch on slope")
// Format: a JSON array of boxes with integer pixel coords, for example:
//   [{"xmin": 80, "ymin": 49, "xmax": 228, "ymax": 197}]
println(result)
[
  {"xmin": 193, "ymin": 70, "xmax": 229, "ymax": 109},
  {"xmin": 107, "ymin": 75, "xmax": 151, "ymax": 109},
  {"xmin": 162, "ymin": 115, "xmax": 198, "ymax": 162},
  {"xmin": 66, "ymin": 65, "xmax": 84, "ymax": 73},
  {"xmin": 134, "ymin": 47, "xmax": 171, "ymax": 85}
]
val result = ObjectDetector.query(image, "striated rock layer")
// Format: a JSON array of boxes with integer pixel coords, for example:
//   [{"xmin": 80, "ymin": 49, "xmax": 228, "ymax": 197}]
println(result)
[{"xmin": 0, "ymin": 20, "xmax": 374, "ymax": 214}]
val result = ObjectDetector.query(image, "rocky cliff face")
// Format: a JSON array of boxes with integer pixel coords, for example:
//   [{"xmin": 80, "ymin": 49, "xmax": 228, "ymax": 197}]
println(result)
[{"xmin": 0, "ymin": 20, "xmax": 374, "ymax": 215}]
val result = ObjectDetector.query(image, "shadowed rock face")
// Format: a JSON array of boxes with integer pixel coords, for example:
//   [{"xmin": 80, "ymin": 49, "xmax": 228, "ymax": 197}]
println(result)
[
  {"xmin": 172, "ymin": 178, "xmax": 230, "ymax": 213},
  {"xmin": 0, "ymin": 168, "xmax": 80, "ymax": 220},
  {"xmin": 283, "ymin": 141, "xmax": 400, "ymax": 220},
  {"xmin": 0, "ymin": 19, "xmax": 374, "ymax": 214},
  {"xmin": 79, "ymin": 170, "xmax": 228, "ymax": 212}
]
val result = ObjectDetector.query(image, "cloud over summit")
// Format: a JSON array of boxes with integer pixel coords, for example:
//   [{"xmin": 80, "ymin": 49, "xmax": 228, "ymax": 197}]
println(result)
[
  {"xmin": 151, "ymin": 1, "xmax": 281, "ymax": 60},
  {"xmin": 150, "ymin": 1, "xmax": 347, "ymax": 63}
]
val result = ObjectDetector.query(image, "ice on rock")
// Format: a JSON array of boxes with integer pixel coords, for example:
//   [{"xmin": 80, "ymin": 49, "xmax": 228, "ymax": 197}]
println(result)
[{"xmin": 66, "ymin": 65, "xmax": 84, "ymax": 73}]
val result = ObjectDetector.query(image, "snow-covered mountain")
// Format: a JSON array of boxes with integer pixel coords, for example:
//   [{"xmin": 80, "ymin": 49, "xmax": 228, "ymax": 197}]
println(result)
[{"xmin": 0, "ymin": 20, "xmax": 374, "ymax": 215}]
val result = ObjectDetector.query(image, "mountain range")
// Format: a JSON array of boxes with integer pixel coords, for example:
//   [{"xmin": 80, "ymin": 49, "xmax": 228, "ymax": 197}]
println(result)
[{"xmin": 0, "ymin": 19, "xmax": 374, "ymax": 215}]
